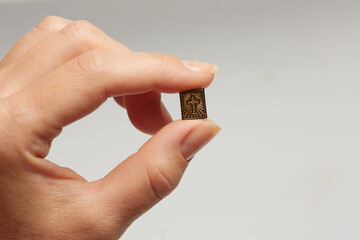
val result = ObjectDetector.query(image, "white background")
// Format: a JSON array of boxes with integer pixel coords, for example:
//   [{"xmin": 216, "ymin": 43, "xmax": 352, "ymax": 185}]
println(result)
[{"xmin": 0, "ymin": 0, "xmax": 359, "ymax": 239}]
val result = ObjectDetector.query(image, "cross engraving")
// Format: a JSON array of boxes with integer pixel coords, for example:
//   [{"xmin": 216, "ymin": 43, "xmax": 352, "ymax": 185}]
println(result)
[
  {"xmin": 186, "ymin": 95, "xmax": 201, "ymax": 113},
  {"xmin": 180, "ymin": 88, "xmax": 207, "ymax": 120}
]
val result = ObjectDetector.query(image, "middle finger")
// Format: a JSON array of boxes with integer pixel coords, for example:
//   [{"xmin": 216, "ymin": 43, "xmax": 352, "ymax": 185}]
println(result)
[
  {"xmin": 116, "ymin": 91, "xmax": 173, "ymax": 135},
  {"xmin": 1, "ymin": 20, "xmax": 131, "ymax": 98}
]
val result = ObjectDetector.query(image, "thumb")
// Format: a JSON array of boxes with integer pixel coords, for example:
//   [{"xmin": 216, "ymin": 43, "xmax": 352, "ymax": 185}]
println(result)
[{"xmin": 96, "ymin": 119, "xmax": 220, "ymax": 224}]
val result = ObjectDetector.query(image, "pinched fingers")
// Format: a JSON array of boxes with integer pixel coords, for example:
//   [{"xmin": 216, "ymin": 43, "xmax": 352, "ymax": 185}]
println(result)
[
  {"xmin": 0, "ymin": 16, "xmax": 220, "ymax": 239},
  {"xmin": 6, "ymin": 50, "xmax": 214, "ymax": 158}
]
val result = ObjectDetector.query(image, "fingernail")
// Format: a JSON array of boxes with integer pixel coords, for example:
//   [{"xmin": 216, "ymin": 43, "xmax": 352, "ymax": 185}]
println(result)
[
  {"xmin": 181, "ymin": 120, "xmax": 221, "ymax": 161},
  {"xmin": 182, "ymin": 60, "xmax": 219, "ymax": 74}
]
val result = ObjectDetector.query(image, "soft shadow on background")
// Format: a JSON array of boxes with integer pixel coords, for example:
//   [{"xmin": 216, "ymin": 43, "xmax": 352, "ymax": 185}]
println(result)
[{"xmin": 1, "ymin": 0, "xmax": 359, "ymax": 239}]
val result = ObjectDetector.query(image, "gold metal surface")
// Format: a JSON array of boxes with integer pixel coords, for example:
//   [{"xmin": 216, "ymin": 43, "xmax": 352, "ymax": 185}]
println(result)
[{"xmin": 180, "ymin": 88, "xmax": 207, "ymax": 120}]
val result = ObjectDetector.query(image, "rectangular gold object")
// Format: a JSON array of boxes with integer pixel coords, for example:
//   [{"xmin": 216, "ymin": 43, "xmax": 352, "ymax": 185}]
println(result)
[{"xmin": 180, "ymin": 88, "xmax": 207, "ymax": 120}]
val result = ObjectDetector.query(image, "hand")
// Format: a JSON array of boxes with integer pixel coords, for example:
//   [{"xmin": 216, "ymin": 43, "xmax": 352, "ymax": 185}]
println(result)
[{"xmin": 0, "ymin": 16, "xmax": 220, "ymax": 239}]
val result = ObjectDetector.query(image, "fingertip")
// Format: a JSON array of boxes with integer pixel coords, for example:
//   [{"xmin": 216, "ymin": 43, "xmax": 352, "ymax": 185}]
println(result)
[
  {"xmin": 182, "ymin": 60, "xmax": 219, "ymax": 74},
  {"xmin": 134, "ymin": 52, "xmax": 215, "ymax": 92},
  {"xmin": 139, "ymin": 119, "xmax": 209, "ymax": 152},
  {"xmin": 123, "ymin": 91, "xmax": 173, "ymax": 135},
  {"xmin": 180, "ymin": 120, "xmax": 221, "ymax": 161},
  {"xmin": 113, "ymin": 96, "xmax": 125, "ymax": 108}
]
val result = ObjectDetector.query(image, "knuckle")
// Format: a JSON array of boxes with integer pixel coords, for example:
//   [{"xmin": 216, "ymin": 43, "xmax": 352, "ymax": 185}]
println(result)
[
  {"xmin": 61, "ymin": 20, "xmax": 98, "ymax": 45},
  {"xmin": 35, "ymin": 16, "xmax": 66, "ymax": 32},
  {"xmin": 75, "ymin": 50, "xmax": 105, "ymax": 74},
  {"xmin": 146, "ymin": 163, "xmax": 176, "ymax": 200},
  {"xmin": 148, "ymin": 53, "xmax": 180, "ymax": 67},
  {"xmin": 144, "ymin": 53, "xmax": 182, "ymax": 88}
]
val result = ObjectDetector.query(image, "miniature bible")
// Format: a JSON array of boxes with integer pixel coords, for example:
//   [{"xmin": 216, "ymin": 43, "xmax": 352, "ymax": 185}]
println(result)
[{"xmin": 180, "ymin": 88, "xmax": 207, "ymax": 120}]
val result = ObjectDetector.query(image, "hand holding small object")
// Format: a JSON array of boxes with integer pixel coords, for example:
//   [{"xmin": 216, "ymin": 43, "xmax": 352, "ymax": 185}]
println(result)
[{"xmin": 0, "ymin": 16, "xmax": 220, "ymax": 239}]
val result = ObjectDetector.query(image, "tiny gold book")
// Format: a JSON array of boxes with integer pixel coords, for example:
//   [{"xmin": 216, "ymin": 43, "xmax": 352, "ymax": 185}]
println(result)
[{"xmin": 179, "ymin": 88, "xmax": 207, "ymax": 120}]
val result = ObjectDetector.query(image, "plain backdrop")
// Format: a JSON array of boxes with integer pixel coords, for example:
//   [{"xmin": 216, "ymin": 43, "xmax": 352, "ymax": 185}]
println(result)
[{"xmin": 1, "ymin": 0, "xmax": 360, "ymax": 239}]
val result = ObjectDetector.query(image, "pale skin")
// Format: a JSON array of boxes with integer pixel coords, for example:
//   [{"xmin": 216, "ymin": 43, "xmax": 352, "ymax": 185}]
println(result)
[{"xmin": 0, "ymin": 16, "xmax": 220, "ymax": 239}]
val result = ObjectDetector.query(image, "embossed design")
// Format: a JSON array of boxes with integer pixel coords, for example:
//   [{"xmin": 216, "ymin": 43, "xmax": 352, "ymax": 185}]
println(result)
[{"xmin": 180, "ymin": 88, "xmax": 207, "ymax": 120}]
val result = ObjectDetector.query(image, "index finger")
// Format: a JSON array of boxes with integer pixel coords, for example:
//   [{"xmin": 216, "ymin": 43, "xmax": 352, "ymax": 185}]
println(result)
[{"xmin": 7, "ymin": 50, "xmax": 216, "ymax": 157}]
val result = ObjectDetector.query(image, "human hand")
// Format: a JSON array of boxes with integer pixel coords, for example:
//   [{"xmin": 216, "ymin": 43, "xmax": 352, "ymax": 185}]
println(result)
[{"xmin": 0, "ymin": 16, "xmax": 220, "ymax": 239}]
